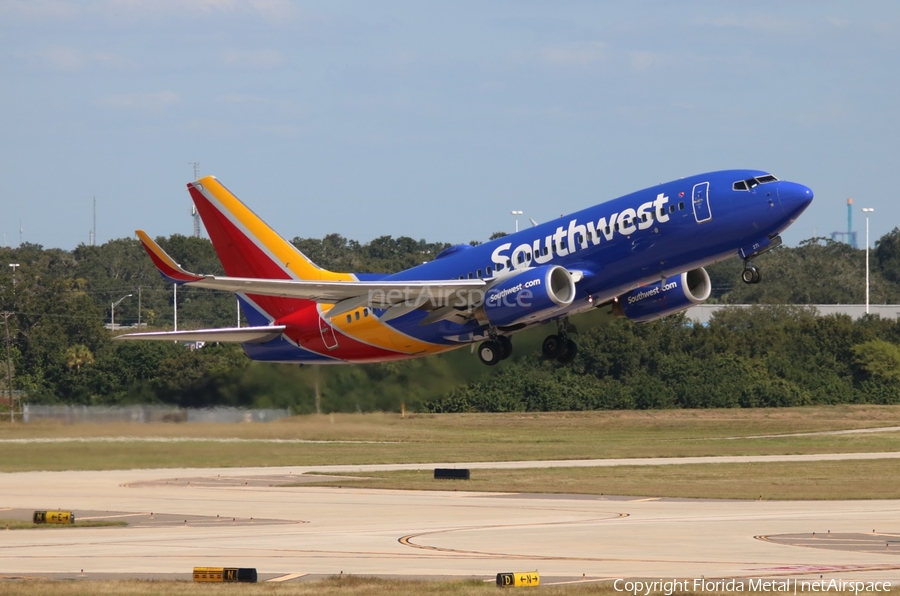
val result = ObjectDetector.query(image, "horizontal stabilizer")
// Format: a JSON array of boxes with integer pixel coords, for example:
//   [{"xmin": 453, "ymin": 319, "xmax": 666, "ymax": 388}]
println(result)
[
  {"xmin": 133, "ymin": 229, "xmax": 486, "ymax": 310},
  {"xmin": 114, "ymin": 326, "xmax": 286, "ymax": 344}
]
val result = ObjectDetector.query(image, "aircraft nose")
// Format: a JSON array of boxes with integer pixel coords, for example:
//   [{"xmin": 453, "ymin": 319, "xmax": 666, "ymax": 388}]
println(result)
[{"xmin": 778, "ymin": 181, "xmax": 814, "ymax": 217}]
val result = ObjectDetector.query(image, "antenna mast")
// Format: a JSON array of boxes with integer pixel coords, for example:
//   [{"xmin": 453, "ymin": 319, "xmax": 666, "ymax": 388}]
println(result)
[
  {"xmin": 90, "ymin": 196, "xmax": 97, "ymax": 246},
  {"xmin": 188, "ymin": 162, "xmax": 201, "ymax": 238}
]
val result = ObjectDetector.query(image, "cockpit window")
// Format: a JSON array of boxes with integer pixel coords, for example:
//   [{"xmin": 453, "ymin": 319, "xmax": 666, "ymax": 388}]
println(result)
[{"xmin": 733, "ymin": 174, "xmax": 779, "ymax": 191}]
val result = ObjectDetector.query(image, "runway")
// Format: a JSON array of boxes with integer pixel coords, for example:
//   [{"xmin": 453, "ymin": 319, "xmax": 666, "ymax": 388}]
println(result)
[{"xmin": 2, "ymin": 456, "xmax": 900, "ymax": 583}]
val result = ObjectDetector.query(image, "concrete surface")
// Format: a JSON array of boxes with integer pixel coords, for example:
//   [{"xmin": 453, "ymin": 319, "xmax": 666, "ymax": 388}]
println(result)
[{"xmin": 1, "ymin": 456, "xmax": 899, "ymax": 582}]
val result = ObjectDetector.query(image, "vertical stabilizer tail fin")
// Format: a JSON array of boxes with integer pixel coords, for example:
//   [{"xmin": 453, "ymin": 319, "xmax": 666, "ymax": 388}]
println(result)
[{"xmin": 188, "ymin": 176, "xmax": 356, "ymax": 283}]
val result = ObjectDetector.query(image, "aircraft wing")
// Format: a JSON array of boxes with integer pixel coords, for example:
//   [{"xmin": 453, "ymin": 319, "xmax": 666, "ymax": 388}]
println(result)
[
  {"xmin": 136, "ymin": 230, "xmax": 486, "ymax": 319},
  {"xmin": 115, "ymin": 326, "xmax": 286, "ymax": 343}
]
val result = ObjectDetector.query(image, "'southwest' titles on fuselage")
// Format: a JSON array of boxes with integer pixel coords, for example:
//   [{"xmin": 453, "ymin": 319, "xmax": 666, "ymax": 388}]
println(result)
[{"xmin": 491, "ymin": 193, "xmax": 670, "ymax": 269}]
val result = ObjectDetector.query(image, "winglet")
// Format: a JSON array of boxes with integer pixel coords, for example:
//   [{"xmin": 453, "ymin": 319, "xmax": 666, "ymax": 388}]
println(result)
[{"xmin": 136, "ymin": 230, "xmax": 204, "ymax": 284}]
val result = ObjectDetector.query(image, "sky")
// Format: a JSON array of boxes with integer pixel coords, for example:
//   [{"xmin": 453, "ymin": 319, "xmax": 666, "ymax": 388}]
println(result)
[{"xmin": 1, "ymin": 0, "xmax": 899, "ymax": 251}]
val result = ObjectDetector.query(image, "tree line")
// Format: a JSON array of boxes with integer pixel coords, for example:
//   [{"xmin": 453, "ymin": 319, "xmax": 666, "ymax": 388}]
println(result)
[{"xmin": 0, "ymin": 228, "xmax": 899, "ymax": 413}]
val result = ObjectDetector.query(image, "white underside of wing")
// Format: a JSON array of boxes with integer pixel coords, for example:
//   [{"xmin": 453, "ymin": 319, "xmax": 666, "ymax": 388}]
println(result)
[{"xmin": 114, "ymin": 326, "xmax": 286, "ymax": 344}]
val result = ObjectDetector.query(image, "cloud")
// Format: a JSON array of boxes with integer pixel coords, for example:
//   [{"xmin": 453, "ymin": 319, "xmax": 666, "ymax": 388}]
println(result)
[
  {"xmin": 1, "ymin": 0, "xmax": 299, "ymax": 21},
  {"xmin": 95, "ymin": 91, "xmax": 180, "ymax": 110},
  {"xmin": 629, "ymin": 50, "xmax": 666, "ymax": 72},
  {"xmin": 28, "ymin": 45, "xmax": 127, "ymax": 72},
  {"xmin": 106, "ymin": 0, "xmax": 299, "ymax": 21},
  {"xmin": 539, "ymin": 41, "xmax": 606, "ymax": 67},
  {"xmin": 693, "ymin": 14, "xmax": 794, "ymax": 33},
  {"xmin": 0, "ymin": 0, "xmax": 79, "ymax": 19},
  {"xmin": 216, "ymin": 93, "xmax": 302, "ymax": 114},
  {"xmin": 247, "ymin": 0, "xmax": 298, "ymax": 21},
  {"xmin": 221, "ymin": 48, "xmax": 284, "ymax": 69}
]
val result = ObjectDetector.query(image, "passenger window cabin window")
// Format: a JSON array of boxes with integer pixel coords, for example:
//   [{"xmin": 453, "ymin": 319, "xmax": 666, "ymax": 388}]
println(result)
[
  {"xmin": 497, "ymin": 262, "xmax": 504, "ymax": 271},
  {"xmin": 363, "ymin": 308, "xmax": 369, "ymax": 317},
  {"xmin": 641, "ymin": 214, "xmax": 648, "ymax": 223},
  {"xmin": 605, "ymin": 226, "xmax": 611, "ymax": 235},
  {"xmin": 477, "ymin": 269, "xmax": 482, "ymax": 277},
  {"xmin": 468, "ymin": 272, "xmax": 473, "ymax": 279},
  {"xmin": 486, "ymin": 266, "xmax": 492, "ymax": 276},
  {"xmin": 679, "ymin": 201, "xmax": 685, "ymax": 210},
  {"xmin": 346, "ymin": 315, "xmax": 352, "ymax": 323},
  {"xmin": 517, "ymin": 253, "xmax": 524, "ymax": 264},
  {"xmin": 355, "ymin": 311, "xmax": 360, "ymax": 321}
]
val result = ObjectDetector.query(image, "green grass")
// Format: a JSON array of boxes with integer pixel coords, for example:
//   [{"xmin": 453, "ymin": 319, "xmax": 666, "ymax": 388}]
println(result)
[
  {"xmin": 1, "ymin": 578, "xmax": 898, "ymax": 596},
  {"xmin": 0, "ymin": 519, "xmax": 127, "ymax": 530},
  {"xmin": 298, "ymin": 458, "xmax": 900, "ymax": 500},
  {"xmin": 1, "ymin": 406, "xmax": 899, "ymax": 472},
  {"xmin": 0, "ymin": 577, "xmax": 859, "ymax": 596}
]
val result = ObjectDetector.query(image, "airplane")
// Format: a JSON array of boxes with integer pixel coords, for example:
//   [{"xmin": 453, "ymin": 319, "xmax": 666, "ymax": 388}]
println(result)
[{"xmin": 117, "ymin": 170, "xmax": 813, "ymax": 366}]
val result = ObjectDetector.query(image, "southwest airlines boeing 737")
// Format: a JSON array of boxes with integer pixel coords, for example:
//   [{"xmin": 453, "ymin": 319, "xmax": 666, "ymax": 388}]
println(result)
[{"xmin": 117, "ymin": 170, "xmax": 813, "ymax": 366}]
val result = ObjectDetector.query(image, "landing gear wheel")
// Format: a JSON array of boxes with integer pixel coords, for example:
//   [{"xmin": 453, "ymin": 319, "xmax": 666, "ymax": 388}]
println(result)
[
  {"xmin": 542, "ymin": 335, "xmax": 564, "ymax": 358},
  {"xmin": 741, "ymin": 266, "xmax": 761, "ymax": 284},
  {"xmin": 557, "ymin": 339, "xmax": 578, "ymax": 364},
  {"xmin": 497, "ymin": 336, "xmax": 513, "ymax": 360},
  {"xmin": 478, "ymin": 341, "xmax": 502, "ymax": 366}
]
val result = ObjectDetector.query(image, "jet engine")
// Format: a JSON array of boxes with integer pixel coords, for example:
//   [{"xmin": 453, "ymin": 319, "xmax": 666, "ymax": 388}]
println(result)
[
  {"xmin": 612, "ymin": 267, "xmax": 711, "ymax": 323},
  {"xmin": 477, "ymin": 265, "xmax": 576, "ymax": 327}
]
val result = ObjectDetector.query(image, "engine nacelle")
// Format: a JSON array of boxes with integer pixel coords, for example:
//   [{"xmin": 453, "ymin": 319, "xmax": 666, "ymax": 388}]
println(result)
[
  {"xmin": 613, "ymin": 267, "xmax": 711, "ymax": 323},
  {"xmin": 477, "ymin": 265, "xmax": 576, "ymax": 327}
]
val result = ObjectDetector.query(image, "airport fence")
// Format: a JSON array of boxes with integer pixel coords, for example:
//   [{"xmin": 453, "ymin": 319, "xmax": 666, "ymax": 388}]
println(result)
[{"xmin": 21, "ymin": 405, "xmax": 291, "ymax": 424}]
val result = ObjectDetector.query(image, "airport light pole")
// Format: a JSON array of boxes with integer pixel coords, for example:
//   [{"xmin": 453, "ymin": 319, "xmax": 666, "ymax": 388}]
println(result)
[
  {"xmin": 2, "ymin": 312, "xmax": 13, "ymax": 423},
  {"xmin": 510, "ymin": 210, "xmax": 523, "ymax": 233},
  {"xmin": 862, "ymin": 208, "xmax": 874, "ymax": 314},
  {"xmin": 111, "ymin": 294, "xmax": 132, "ymax": 330}
]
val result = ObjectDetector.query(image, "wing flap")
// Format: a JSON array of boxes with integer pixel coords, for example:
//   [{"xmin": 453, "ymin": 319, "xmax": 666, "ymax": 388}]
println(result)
[{"xmin": 114, "ymin": 326, "xmax": 286, "ymax": 344}]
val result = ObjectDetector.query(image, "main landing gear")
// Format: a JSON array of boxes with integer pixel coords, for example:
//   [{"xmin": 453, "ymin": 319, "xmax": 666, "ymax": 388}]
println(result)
[
  {"xmin": 477, "ymin": 334, "xmax": 513, "ymax": 366},
  {"xmin": 741, "ymin": 260, "xmax": 762, "ymax": 284},
  {"xmin": 541, "ymin": 318, "xmax": 578, "ymax": 364}
]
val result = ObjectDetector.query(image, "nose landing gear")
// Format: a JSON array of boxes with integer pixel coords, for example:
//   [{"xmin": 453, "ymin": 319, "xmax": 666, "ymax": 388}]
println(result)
[
  {"xmin": 741, "ymin": 262, "xmax": 761, "ymax": 284},
  {"xmin": 738, "ymin": 235, "xmax": 781, "ymax": 285}
]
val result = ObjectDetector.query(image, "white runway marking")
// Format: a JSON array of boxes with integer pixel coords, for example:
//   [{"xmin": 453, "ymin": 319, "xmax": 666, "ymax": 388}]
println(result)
[
  {"xmin": 266, "ymin": 573, "xmax": 307, "ymax": 582},
  {"xmin": 728, "ymin": 426, "xmax": 900, "ymax": 440}
]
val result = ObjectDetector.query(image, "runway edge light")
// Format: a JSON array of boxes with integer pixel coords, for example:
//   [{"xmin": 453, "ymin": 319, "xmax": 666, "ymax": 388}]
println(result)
[
  {"xmin": 192, "ymin": 567, "xmax": 257, "ymax": 583},
  {"xmin": 496, "ymin": 572, "xmax": 540, "ymax": 587}
]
